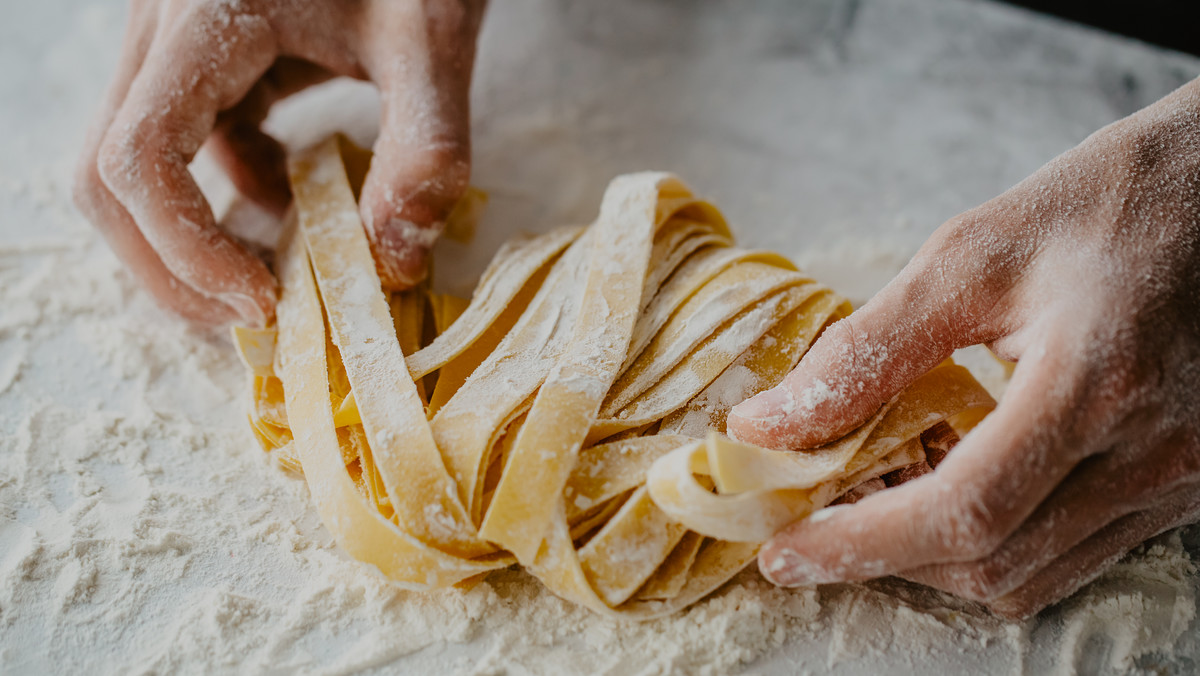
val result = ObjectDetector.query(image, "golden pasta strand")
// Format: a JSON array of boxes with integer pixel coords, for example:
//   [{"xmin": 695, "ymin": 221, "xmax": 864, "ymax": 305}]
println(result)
[{"xmin": 234, "ymin": 136, "xmax": 996, "ymax": 619}]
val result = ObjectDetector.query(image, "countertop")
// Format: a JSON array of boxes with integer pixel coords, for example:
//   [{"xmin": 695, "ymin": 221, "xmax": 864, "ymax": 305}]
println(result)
[{"xmin": 3, "ymin": 1, "xmax": 1199, "ymax": 674}]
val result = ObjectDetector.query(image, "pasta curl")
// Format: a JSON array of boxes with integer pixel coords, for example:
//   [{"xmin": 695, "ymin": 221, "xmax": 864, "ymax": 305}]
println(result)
[{"xmin": 235, "ymin": 136, "xmax": 995, "ymax": 618}]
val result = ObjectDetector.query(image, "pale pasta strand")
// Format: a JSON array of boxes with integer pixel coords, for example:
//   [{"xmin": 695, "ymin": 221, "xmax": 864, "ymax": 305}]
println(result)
[{"xmin": 234, "ymin": 136, "xmax": 996, "ymax": 618}]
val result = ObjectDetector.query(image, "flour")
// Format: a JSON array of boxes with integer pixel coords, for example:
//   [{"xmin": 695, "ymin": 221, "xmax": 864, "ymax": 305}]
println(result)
[
  {"xmin": 2, "ymin": 150, "xmax": 1196, "ymax": 676},
  {"xmin": 5, "ymin": 0, "xmax": 1200, "ymax": 673},
  {"xmin": 1051, "ymin": 536, "xmax": 1197, "ymax": 673}
]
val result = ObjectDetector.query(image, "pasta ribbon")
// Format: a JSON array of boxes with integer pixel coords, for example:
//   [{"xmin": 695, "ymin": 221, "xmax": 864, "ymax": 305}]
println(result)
[{"xmin": 236, "ymin": 135, "xmax": 996, "ymax": 618}]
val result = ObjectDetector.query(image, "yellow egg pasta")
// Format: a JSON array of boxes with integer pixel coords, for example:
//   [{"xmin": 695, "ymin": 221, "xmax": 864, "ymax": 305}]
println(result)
[{"xmin": 235, "ymin": 135, "xmax": 996, "ymax": 619}]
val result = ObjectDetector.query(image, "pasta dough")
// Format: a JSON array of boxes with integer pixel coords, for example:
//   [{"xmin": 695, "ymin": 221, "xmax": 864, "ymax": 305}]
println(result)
[{"xmin": 235, "ymin": 136, "xmax": 996, "ymax": 619}]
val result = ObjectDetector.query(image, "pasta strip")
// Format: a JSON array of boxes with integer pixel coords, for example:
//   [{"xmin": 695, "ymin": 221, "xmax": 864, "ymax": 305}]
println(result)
[
  {"xmin": 272, "ymin": 209, "xmax": 508, "ymax": 587},
  {"xmin": 236, "ymin": 137, "xmax": 996, "ymax": 619}
]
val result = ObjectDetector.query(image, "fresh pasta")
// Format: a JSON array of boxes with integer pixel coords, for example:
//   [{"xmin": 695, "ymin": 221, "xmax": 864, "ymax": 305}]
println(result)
[{"xmin": 234, "ymin": 136, "xmax": 996, "ymax": 619}]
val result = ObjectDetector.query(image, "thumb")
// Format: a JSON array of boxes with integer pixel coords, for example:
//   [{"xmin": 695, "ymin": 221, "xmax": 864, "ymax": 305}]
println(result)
[
  {"xmin": 727, "ymin": 240, "xmax": 979, "ymax": 450},
  {"xmin": 357, "ymin": 2, "xmax": 481, "ymax": 289}
]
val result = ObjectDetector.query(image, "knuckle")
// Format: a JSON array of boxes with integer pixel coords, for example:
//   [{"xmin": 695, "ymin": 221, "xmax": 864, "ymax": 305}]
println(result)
[
  {"xmin": 97, "ymin": 113, "xmax": 185, "ymax": 197},
  {"xmin": 819, "ymin": 316, "xmax": 859, "ymax": 356},
  {"xmin": 917, "ymin": 205, "xmax": 1032, "ymax": 330},
  {"xmin": 910, "ymin": 562, "xmax": 1001, "ymax": 604},
  {"xmin": 924, "ymin": 553, "xmax": 1023, "ymax": 603},
  {"xmin": 936, "ymin": 490, "xmax": 1005, "ymax": 560},
  {"xmin": 406, "ymin": 144, "xmax": 471, "ymax": 195},
  {"xmin": 96, "ymin": 126, "xmax": 143, "ymax": 194},
  {"xmin": 926, "ymin": 209, "xmax": 987, "ymax": 259},
  {"xmin": 1097, "ymin": 351, "xmax": 1142, "ymax": 393},
  {"xmin": 71, "ymin": 155, "xmax": 104, "ymax": 219},
  {"xmin": 962, "ymin": 560, "xmax": 1014, "ymax": 601},
  {"xmin": 371, "ymin": 145, "xmax": 471, "ymax": 226},
  {"xmin": 1110, "ymin": 120, "xmax": 1168, "ymax": 175},
  {"xmin": 933, "ymin": 564, "xmax": 992, "ymax": 602}
]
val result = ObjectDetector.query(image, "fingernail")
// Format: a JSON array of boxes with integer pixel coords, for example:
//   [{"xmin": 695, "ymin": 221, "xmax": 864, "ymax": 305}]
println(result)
[
  {"xmin": 807, "ymin": 504, "xmax": 849, "ymax": 524},
  {"xmin": 759, "ymin": 545, "xmax": 820, "ymax": 587},
  {"xmin": 387, "ymin": 217, "xmax": 443, "ymax": 249},
  {"xmin": 730, "ymin": 385, "xmax": 792, "ymax": 424},
  {"xmin": 758, "ymin": 506, "xmax": 849, "ymax": 587},
  {"xmin": 220, "ymin": 292, "xmax": 266, "ymax": 328},
  {"xmin": 370, "ymin": 218, "xmax": 440, "ymax": 289}
]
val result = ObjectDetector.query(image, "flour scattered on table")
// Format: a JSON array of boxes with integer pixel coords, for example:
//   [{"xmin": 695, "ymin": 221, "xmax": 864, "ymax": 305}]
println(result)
[
  {"xmin": 1, "ymin": 164, "xmax": 1196, "ymax": 676},
  {"xmin": 5, "ymin": 0, "xmax": 1200, "ymax": 672}
]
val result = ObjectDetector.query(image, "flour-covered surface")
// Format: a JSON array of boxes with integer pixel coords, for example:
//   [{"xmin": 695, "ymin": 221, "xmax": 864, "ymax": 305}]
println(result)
[{"xmin": 3, "ymin": 0, "xmax": 1200, "ymax": 674}]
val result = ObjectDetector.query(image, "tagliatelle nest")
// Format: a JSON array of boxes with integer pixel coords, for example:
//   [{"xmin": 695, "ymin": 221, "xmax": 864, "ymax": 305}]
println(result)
[{"xmin": 234, "ymin": 136, "xmax": 996, "ymax": 619}]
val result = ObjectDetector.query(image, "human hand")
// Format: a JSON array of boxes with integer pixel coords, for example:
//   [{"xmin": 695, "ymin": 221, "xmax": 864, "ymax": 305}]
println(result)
[
  {"xmin": 727, "ymin": 78, "xmax": 1200, "ymax": 618},
  {"xmin": 74, "ymin": 0, "xmax": 485, "ymax": 325}
]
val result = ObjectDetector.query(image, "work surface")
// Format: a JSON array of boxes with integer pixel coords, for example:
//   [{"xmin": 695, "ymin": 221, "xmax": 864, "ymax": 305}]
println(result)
[{"xmin": 2, "ymin": 0, "xmax": 1200, "ymax": 674}]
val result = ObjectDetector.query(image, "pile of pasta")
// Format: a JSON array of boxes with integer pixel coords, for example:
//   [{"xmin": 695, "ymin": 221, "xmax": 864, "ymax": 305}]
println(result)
[{"xmin": 234, "ymin": 136, "xmax": 996, "ymax": 619}]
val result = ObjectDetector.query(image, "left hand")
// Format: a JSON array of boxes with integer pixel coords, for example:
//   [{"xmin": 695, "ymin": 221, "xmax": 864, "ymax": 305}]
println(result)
[{"xmin": 73, "ymin": 0, "xmax": 485, "ymax": 326}]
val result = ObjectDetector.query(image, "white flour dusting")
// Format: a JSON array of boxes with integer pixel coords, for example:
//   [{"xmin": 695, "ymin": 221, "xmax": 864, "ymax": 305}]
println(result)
[
  {"xmin": 2, "ymin": 147, "xmax": 1197, "ymax": 676},
  {"xmin": 5, "ymin": 0, "xmax": 1200, "ymax": 673}
]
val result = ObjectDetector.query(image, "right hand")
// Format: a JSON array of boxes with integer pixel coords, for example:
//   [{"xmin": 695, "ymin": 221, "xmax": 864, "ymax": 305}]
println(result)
[
  {"xmin": 728, "ymin": 78, "xmax": 1200, "ymax": 618},
  {"xmin": 74, "ymin": 0, "xmax": 486, "ymax": 326}
]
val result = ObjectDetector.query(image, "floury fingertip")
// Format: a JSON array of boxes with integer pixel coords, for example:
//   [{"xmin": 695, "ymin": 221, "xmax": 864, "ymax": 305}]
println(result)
[
  {"xmin": 758, "ymin": 545, "xmax": 816, "ymax": 587},
  {"xmin": 729, "ymin": 385, "xmax": 792, "ymax": 424},
  {"xmin": 757, "ymin": 507, "xmax": 848, "ymax": 586},
  {"xmin": 219, "ymin": 292, "xmax": 268, "ymax": 328},
  {"xmin": 807, "ymin": 504, "xmax": 850, "ymax": 524}
]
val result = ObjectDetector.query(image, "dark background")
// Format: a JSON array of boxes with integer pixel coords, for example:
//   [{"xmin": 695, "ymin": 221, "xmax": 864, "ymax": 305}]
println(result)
[{"xmin": 1005, "ymin": 0, "xmax": 1199, "ymax": 57}]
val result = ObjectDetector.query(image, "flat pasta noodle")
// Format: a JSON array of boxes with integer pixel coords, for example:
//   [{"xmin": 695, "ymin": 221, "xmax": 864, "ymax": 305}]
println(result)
[{"xmin": 236, "ymin": 135, "xmax": 996, "ymax": 618}]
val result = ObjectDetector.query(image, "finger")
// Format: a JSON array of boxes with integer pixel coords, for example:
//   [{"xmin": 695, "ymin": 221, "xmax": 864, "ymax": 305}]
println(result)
[
  {"xmin": 208, "ymin": 113, "xmax": 291, "ymax": 218},
  {"xmin": 757, "ymin": 341, "xmax": 1094, "ymax": 588},
  {"xmin": 73, "ymin": 0, "xmax": 236, "ymax": 324},
  {"xmin": 97, "ymin": 2, "xmax": 280, "ymax": 326},
  {"xmin": 989, "ymin": 484, "xmax": 1200, "ymax": 620},
  {"xmin": 206, "ymin": 58, "xmax": 335, "ymax": 216},
  {"xmin": 900, "ymin": 427, "xmax": 1200, "ymax": 603},
  {"xmin": 355, "ymin": 1, "xmax": 484, "ymax": 289},
  {"xmin": 727, "ymin": 205, "xmax": 1033, "ymax": 450}
]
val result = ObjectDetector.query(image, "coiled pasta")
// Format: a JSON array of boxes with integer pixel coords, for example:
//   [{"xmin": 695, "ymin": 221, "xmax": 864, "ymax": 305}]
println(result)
[{"xmin": 235, "ymin": 136, "xmax": 995, "ymax": 618}]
